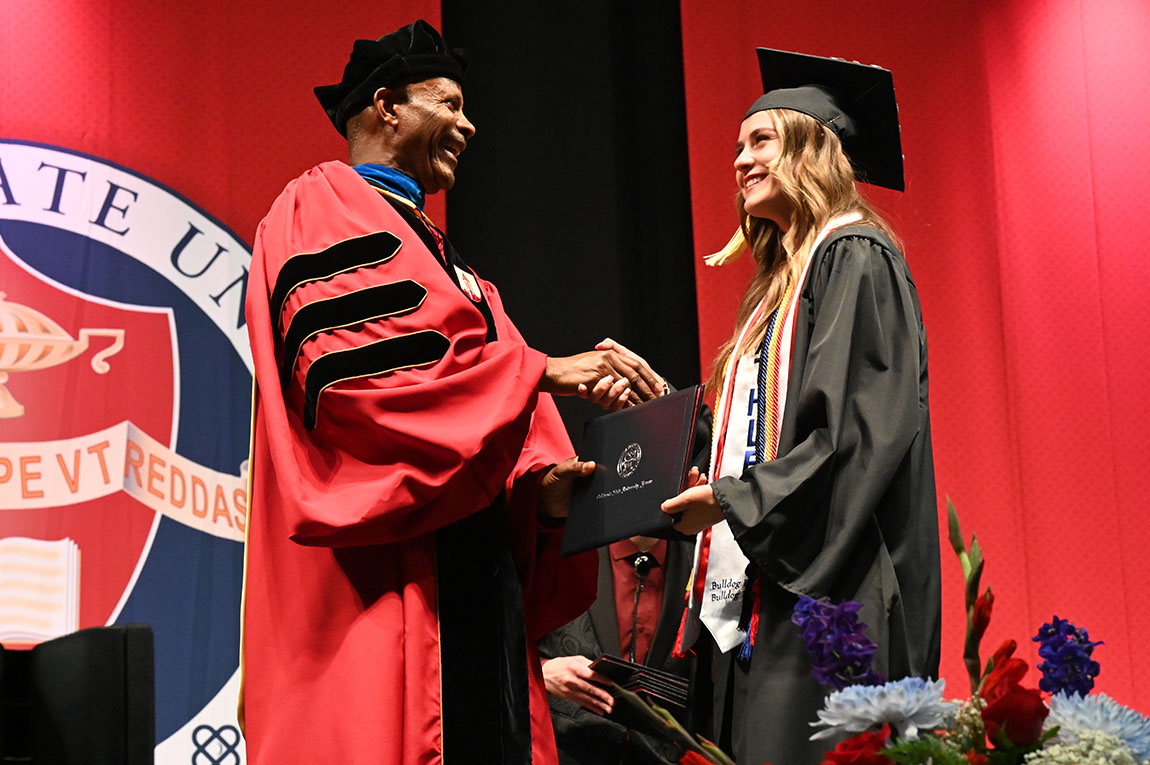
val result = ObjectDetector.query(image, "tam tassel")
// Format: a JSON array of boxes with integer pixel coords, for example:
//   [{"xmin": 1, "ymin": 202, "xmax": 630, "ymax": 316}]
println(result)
[
  {"xmin": 671, "ymin": 600, "xmax": 692, "ymax": 659},
  {"xmin": 736, "ymin": 575, "xmax": 762, "ymax": 662},
  {"xmin": 673, "ymin": 528, "xmax": 713, "ymax": 658},
  {"xmin": 704, "ymin": 227, "xmax": 748, "ymax": 267}
]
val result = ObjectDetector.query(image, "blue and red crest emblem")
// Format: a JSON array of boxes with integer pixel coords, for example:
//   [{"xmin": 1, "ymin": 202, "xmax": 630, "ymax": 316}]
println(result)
[{"xmin": 0, "ymin": 140, "xmax": 250, "ymax": 763}]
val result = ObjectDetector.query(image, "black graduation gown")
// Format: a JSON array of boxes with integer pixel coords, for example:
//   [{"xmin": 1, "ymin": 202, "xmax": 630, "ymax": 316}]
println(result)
[{"xmin": 709, "ymin": 225, "xmax": 942, "ymax": 765}]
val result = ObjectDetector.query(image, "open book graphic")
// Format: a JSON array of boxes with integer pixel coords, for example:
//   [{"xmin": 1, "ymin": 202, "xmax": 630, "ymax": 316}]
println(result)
[{"xmin": 0, "ymin": 536, "xmax": 80, "ymax": 644}]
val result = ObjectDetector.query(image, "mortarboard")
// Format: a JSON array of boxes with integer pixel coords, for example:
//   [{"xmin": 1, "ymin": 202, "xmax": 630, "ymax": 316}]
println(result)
[
  {"xmin": 314, "ymin": 19, "xmax": 468, "ymax": 138},
  {"xmin": 706, "ymin": 49, "xmax": 904, "ymax": 266},
  {"xmin": 746, "ymin": 48, "xmax": 904, "ymax": 192}
]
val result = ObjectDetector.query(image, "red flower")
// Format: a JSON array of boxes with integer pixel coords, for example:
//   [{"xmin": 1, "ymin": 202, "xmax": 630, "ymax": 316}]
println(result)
[
  {"xmin": 678, "ymin": 751, "xmax": 712, "ymax": 765},
  {"xmin": 972, "ymin": 589, "xmax": 993, "ymax": 642},
  {"xmin": 965, "ymin": 751, "xmax": 989, "ymax": 764},
  {"xmin": 821, "ymin": 724, "xmax": 894, "ymax": 765},
  {"xmin": 979, "ymin": 642, "xmax": 1049, "ymax": 747},
  {"xmin": 988, "ymin": 639, "xmax": 1016, "ymax": 670}
]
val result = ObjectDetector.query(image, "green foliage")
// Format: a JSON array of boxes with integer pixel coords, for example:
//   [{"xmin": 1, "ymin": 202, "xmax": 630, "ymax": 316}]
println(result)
[
  {"xmin": 696, "ymin": 735, "xmax": 736, "ymax": 765},
  {"xmin": 984, "ymin": 727, "xmax": 1061, "ymax": 765},
  {"xmin": 883, "ymin": 734, "xmax": 970, "ymax": 764},
  {"xmin": 969, "ymin": 534, "xmax": 983, "ymax": 579},
  {"xmin": 947, "ymin": 497, "xmax": 964, "ymax": 554},
  {"xmin": 880, "ymin": 727, "xmax": 1064, "ymax": 765},
  {"xmin": 638, "ymin": 694, "xmax": 735, "ymax": 765}
]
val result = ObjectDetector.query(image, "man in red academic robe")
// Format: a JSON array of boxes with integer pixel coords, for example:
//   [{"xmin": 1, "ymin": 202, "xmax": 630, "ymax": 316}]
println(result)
[{"xmin": 240, "ymin": 20, "xmax": 664, "ymax": 764}]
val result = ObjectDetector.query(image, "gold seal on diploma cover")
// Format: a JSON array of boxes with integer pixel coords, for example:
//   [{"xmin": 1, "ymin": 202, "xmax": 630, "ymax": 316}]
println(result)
[{"xmin": 0, "ymin": 292, "xmax": 125, "ymax": 419}]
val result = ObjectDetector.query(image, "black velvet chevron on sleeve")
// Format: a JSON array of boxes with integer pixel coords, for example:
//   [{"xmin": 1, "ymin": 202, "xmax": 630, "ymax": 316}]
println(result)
[
  {"xmin": 269, "ymin": 231, "xmax": 403, "ymax": 330},
  {"xmin": 278, "ymin": 280, "xmax": 428, "ymax": 387},
  {"xmin": 302, "ymin": 330, "xmax": 450, "ymax": 430}
]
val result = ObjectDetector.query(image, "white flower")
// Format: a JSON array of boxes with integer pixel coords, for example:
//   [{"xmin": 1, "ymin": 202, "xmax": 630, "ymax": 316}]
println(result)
[
  {"xmin": 809, "ymin": 677, "xmax": 958, "ymax": 741},
  {"xmin": 1047, "ymin": 692, "xmax": 1150, "ymax": 763},
  {"xmin": 1024, "ymin": 729, "xmax": 1140, "ymax": 765}
]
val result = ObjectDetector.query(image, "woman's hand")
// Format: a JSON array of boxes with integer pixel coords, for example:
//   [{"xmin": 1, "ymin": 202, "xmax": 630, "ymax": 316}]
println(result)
[
  {"xmin": 541, "ymin": 337, "xmax": 666, "ymax": 407},
  {"xmin": 577, "ymin": 338, "xmax": 669, "ymax": 408},
  {"xmin": 541, "ymin": 656, "xmax": 614, "ymax": 715},
  {"xmin": 578, "ymin": 374, "xmax": 633, "ymax": 412},
  {"xmin": 662, "ymin": 467, "xmax": 724, "ymax": 535}
]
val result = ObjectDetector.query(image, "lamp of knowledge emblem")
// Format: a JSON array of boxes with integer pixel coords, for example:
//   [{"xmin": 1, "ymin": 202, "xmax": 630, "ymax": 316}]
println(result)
[
  {"xmin": 617, "ymin": 442, "xmax": 642, "ymax": 478},
  {"xmin": 0, "ymin": 291, "xmax": 125, "ymax": 418}
]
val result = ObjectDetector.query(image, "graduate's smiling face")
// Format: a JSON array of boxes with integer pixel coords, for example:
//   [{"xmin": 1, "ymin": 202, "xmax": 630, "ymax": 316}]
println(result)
[
  {"xmin": 388, "ymin": 77, "xmax": 475, "ymax": 194},
  {"xmin": 735, "ymin": 110, "xmax": 794, "ymax": 230}
]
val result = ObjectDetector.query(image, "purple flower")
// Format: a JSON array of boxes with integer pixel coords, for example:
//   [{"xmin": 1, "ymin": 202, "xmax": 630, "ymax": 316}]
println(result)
[
  {"xmin": 1032, "ymin": 615, "xmax": 1102, "ymax": 697},
  {"xmin": 792, "ymin": 595, "xmax": 884, "ymax": 690}
]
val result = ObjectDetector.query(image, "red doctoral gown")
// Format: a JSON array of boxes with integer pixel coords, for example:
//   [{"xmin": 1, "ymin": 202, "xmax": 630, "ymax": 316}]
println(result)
[{"xmin": 241, "ymin": 161, "xmax": 595, "ymax": 764}]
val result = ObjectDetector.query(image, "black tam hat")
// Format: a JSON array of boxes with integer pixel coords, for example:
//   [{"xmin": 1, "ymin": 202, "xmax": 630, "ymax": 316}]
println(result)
[
  {"xmin": 746, "ymin": 48, "xmax": 904, "ymax": 192},
  {"xmin": 314, "ymin": 19, "xmax": 468, "ymax": 138}
]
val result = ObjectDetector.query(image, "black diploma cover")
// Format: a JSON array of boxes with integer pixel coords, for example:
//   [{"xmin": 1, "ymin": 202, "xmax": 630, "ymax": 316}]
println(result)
[{"xmin": 561, "ymin": 385, "xmax": 704, "ymax": 556}]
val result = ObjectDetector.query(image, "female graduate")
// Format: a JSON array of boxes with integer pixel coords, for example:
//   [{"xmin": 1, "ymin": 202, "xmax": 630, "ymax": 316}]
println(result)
[{"xmin": 662, "ymin": 49, "xmax": 942, "ymax": 764}]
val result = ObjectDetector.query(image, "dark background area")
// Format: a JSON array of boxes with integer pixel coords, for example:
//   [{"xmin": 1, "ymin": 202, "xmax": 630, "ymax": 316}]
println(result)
[{"xmin": 443, "ymin": 1, "xmax": 700, "ymax": 447}]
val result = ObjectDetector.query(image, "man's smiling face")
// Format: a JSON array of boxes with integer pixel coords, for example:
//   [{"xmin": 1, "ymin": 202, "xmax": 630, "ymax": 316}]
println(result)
[{"xmin": 387, "ymin": 77, "xmax": 476, "ymax": 194}]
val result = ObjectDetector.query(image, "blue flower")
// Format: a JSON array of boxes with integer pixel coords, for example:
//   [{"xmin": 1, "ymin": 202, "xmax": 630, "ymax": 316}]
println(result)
[
  {"xmin": 792, "ymin": 595, "xmax": 884, "ymax": 690},
  {"xmin": 809, "ymin": 676, "xmax": 958, "ymax": 741},
  {"xmin": 1032, "ymin": 616, "xmax": 1102, "ymax": 696},
  {"xmin": 1047, "ymin": 691, "xmax": 1150, "ymax": 762}
]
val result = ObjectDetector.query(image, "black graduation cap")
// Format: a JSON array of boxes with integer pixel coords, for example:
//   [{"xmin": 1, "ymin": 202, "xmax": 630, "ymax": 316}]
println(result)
[
  {"xmin": 746, "ymin": 48, "xmax": 904, "ymax": 192},
  {"xmin": 314, "ymin": 19, "xmax": 468, "ymax": 138}
]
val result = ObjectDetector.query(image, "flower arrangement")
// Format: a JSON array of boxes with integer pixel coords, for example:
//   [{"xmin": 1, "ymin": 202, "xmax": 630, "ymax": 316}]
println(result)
[
  {"xmin": 798, "ymin": 500, "xmax": 1149, "ymax": 765},
  {"xmin": 793, "ymin": 595, "xmax": 885, "ymax": 690},
  {"xmin": 670, "ymin": 499, "xmax": 1149, "ymax": 764}
]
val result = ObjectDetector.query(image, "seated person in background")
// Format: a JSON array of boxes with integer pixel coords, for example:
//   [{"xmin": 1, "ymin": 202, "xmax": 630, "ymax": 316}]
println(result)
[{"xmin": 539, "ymin": 534, "xmax": 708, "ymax": 765}]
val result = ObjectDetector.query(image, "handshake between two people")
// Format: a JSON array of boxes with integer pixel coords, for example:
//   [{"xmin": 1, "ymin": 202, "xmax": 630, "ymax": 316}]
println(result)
[
  {"xmin": 539, "ymin": 337, "xmax": 666, "ymax": 411},
  {"xmin": 536, "ymin": 337, "xmax": 662, "ymax": 524},
  {"xmin": 536, "ymin": 339, "xmax": 724, "ymax": 537}
]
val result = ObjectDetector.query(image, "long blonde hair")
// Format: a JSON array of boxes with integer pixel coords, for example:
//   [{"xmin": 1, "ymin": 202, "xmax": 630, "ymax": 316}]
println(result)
[{"xmin": 707, "ymin": 108, "xmax": 899, "ymax": 393}]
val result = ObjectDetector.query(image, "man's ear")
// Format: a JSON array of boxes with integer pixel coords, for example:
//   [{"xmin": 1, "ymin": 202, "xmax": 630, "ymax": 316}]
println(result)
[{"xmin": 373, "ymin": 87, "xmax": 401, "ymax": 128}]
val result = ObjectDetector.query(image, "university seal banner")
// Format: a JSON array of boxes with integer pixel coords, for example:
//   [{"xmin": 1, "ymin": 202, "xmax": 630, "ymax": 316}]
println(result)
[{"xmin": 0, "ymin": 139, "xmax": 250, "ymax": 763}]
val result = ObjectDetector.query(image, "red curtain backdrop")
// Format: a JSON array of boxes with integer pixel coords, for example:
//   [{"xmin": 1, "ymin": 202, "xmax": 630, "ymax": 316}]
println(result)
[
  {"xmin": 0, "ymin": 0, "xmax": 444, "ymax": 240},
  {"xmin": 682, "ymin": 0, "xmax": 1150, "ymax": 709}
]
